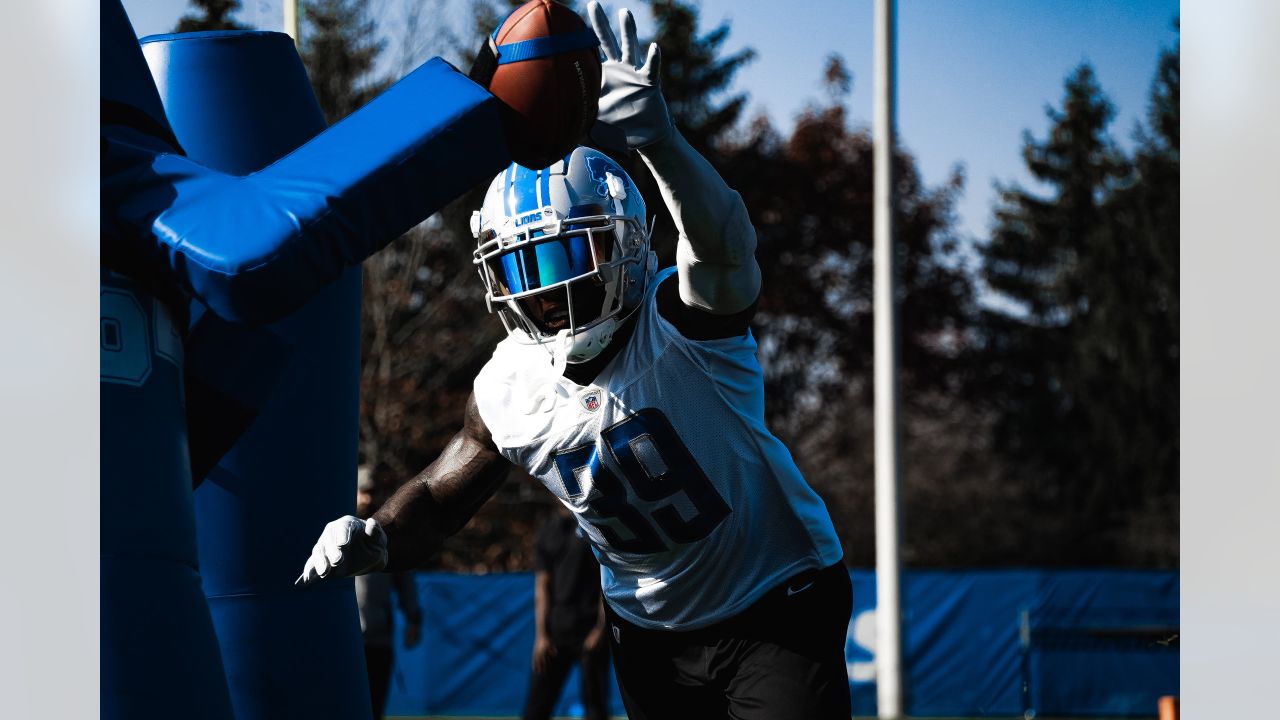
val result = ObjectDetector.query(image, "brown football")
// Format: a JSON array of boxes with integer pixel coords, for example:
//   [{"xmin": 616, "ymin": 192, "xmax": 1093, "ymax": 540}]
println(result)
[{"xmin": 485, "ymin": 0, "xmax": 601, "ymax": 169}]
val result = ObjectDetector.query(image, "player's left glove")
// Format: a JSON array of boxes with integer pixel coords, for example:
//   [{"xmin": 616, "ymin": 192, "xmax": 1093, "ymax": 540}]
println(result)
[
  {"xmin": 295, "ymin": 515, "xmax": 388, "ymax": 587},
  {"xmin": 587, "ymin": 2, "xmax": 674, "ymax": 152}
]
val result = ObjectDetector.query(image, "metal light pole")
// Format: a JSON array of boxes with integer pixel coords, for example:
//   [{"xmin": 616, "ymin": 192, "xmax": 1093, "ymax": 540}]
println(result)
[
  {"xmin": 873, "ymin": 0, "xmax": 904, "ymax": 718},
  {"xmin": 283, "ymin": 0, "xmax": 299, "ymax": 43}
]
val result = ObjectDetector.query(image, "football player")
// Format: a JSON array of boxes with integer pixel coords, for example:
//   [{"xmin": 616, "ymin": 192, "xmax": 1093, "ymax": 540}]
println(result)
[{"xmin": 298, "ymin": 5, "xmax": 851, "ymax": 718}]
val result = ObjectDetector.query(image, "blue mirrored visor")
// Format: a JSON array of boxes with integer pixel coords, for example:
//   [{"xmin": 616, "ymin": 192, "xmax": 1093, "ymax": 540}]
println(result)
[{"xmin": 489, "ymin": 233, "xmax": 600, "ymax": 295}]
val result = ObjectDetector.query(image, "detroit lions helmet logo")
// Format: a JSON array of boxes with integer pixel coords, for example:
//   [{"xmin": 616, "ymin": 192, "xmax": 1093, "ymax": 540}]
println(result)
[{"xmin": 585, "ymin": 155, "xmax": 624, "ymax": 198}]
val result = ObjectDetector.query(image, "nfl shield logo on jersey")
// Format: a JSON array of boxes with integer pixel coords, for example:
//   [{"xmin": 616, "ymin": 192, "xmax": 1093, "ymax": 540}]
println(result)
[{"xmin": 582, "ymin": 391, "xmax": 601, "ymax": 412}]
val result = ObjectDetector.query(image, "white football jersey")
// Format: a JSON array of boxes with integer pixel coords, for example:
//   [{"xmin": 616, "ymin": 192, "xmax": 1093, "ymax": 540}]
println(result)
[{"xmin": 475, "ymin": 268, "xmax": 843, "ymax": 630}]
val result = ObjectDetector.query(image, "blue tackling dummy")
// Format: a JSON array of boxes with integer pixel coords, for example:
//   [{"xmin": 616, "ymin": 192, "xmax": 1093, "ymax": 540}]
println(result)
[{"xmin": 101, "ymin": 0, "xmax": 523, "ymax": 717}]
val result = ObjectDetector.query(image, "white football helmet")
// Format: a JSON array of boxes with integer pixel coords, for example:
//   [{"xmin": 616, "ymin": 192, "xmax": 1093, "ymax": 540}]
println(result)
[{"xmin": 472, "ymin": 147, "xmax": 655, "ymax": 363}]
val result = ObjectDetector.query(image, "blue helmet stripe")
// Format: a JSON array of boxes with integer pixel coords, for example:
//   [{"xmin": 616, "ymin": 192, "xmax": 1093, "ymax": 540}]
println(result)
[
  {"xmin": 501, "ymin": 164, "xmax": 512, "ymax": 217},
  {"xmin": 512, "ymin": 164, "xmax": 540, "ymax": 214}
]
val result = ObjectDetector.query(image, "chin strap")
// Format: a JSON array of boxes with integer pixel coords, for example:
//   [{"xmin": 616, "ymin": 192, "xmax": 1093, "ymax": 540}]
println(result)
[{"xmin": 548, "ymin": 328, "xmax": 572, "ymax": 377}]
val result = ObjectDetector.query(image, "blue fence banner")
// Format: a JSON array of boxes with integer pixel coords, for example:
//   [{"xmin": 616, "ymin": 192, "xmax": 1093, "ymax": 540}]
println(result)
[{"xmin": 388, "ymin": 569, "xmax": 1178, "ymax": 718}]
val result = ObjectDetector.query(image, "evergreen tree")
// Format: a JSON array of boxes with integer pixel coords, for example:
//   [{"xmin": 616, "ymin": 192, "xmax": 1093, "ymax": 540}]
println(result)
[
  {"xmin": 979, "ymin": 56, "xmax": 1178, "ymax": 566},
  {"xmin": 1084, "ymin": 27, "xmax": 1179, "ymax": 564},
  {"xmin": 299, "ymin": 0, "xmax": 387, "ymax": 123},
  {"xmin": 174, "ymin": 0, "xmax": 247, "ymax": 32}
]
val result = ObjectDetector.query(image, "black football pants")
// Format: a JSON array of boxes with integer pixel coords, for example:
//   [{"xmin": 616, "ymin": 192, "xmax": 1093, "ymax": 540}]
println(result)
[{"xmin": 605, "ymin": 562, "xmax": 853, "ymax": 720}]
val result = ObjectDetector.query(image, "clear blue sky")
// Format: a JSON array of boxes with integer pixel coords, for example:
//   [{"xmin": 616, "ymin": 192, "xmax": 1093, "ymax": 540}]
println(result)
[{"xmin": 121, "ymin": 0, "xmax": 1180, "ymax": 245}]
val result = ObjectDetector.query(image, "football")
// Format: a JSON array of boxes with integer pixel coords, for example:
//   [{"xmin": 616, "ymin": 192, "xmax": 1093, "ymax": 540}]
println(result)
[{"xmin": 482, "ymin": 0, "xmax": 602, "ymax": 169}]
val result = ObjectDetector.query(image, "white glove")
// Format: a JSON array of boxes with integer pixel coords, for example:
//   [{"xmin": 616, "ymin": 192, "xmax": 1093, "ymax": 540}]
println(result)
[
  {"xmin": 295, "ymin": 515, "xmax": 388, "ymax": 587},
  {"xmin": 588, "ymin": 2, "xmax": 674, "ymax": 151}
]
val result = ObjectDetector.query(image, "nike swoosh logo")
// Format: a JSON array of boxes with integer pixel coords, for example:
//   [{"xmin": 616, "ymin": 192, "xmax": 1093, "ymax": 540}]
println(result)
[{"xmin": 787, "ymin": 581, "xmax": 815, "ymax": 597}]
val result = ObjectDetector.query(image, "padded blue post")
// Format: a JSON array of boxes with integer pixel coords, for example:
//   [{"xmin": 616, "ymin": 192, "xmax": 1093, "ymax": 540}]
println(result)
[
  {"xmin": 104, "ymin": 4, "xmax": 509, "ymax": 715},
  {"xmin": 100, "ymin": 274, "xmax": 237, "ymax": 720},
  {"xmin": 100, "ymin": 3, "xmax": 235, "ymax": 718},
  {"xmin": 141, "ymin": 32, "xmax": 369, "ymax": 720}
]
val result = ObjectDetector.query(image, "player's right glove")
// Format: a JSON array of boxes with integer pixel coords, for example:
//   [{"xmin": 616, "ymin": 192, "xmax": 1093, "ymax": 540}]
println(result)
[
  {"xmin": 295, "ymin": 515, "xmax": 388, "ymax": 587},
  {"xmin": 587, "ymin": 1, "xmax": 674, "ymax": 152}
]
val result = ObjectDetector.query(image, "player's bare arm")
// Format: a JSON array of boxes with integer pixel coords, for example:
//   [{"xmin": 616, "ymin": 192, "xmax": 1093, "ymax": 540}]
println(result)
[
  {"xmin": 376, "ymin": 394, "xmax": 510, "ymax": 572},
  {"xmin": 295, "ymin": 393, "xmax": 510, "ymax": 584}
]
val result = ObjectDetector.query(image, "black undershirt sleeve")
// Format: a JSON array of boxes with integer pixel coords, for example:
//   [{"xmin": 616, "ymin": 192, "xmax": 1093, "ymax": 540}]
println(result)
[{"xmin": 654, "ymin": 272, "xmax": 758, "ymax": 340}]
